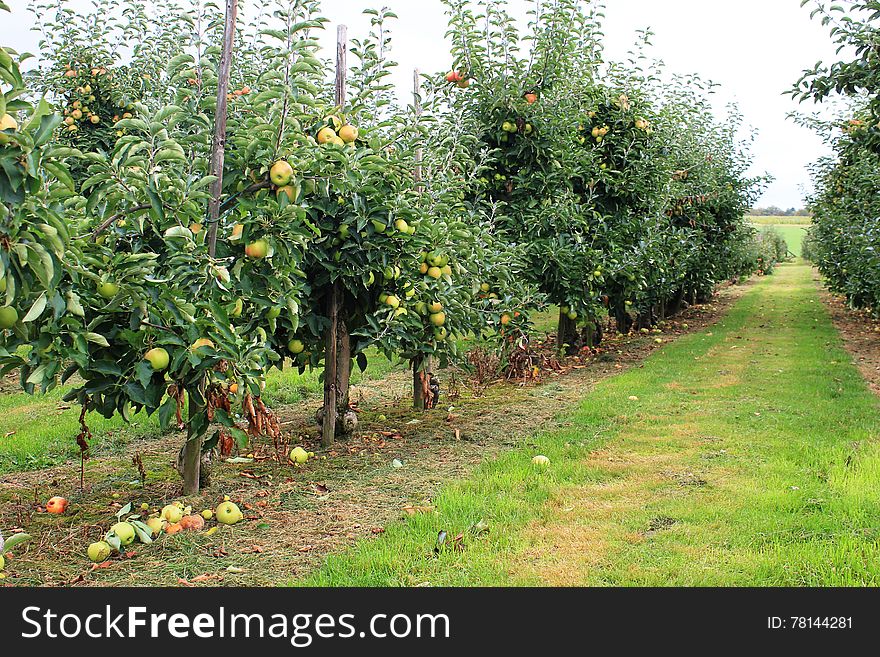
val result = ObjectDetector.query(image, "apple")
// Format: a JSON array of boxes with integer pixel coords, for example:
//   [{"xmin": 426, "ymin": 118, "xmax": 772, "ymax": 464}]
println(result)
[
  {"xmin": 326, "ymin": 115, "xmax": 343, "ymax": 131},
  {"xmin": 456, "ymin": 77, "xmax": 471, "ymax": 88},
  {"xmin": 161, "ymin": 504, "xmax": 183, "ymax": 524},
  {"xmin": 325, "ymin": 136, "xmax": 345, "ymax": 147},
  {"xmin": 500, "ymin": 314, "xmax": 511, "ymax": 325},
  {"xmin": 97, "ymin": 281, "xmax": 119, "ymax": 299},
  {"xmin": 110, "ymin": 522, "xmax": 136, "ymax": 546},
  {"xmin": 201, "ymin": 509, "xmax": 213, "ymax": 520},
  {"xmin": 229, "ymin": 298, "xmax": 244, "ymax": 318},
  {"xmin": 289, "ymin": 446, "xmax": 309, "ymax": 464},
  {"xmin": 385, "ymin": 295, "xmax": 401, "ymax": 309},
  {"xmin": 245, "ymin": 239, "xmax": 269, "ymax": 259},
  {"xmin": 267, "ymin": 306, "xmax": 282, "ymax": 320},
  {"xmin": 445, "ymin": 71, "xmax": 461, "ymax": 83},
  {"xmin": 288, "ymin": 339, "xmax": 305, "ymax": 354},
  {"xmin": 502, "ymin": 121, "xmax": 517, "ymax": 133},
  {"xmin": 47, "ymin": 496, "xmax": 68, "ymax": 514},
  {"xmin": 276, "ymin": 184, "xmax": 298, "ymax": 203},
  {"xmin": 0, "ymin": 306, "xmax": 18, "ymax": 329},
  {"xmin": 430, "ymin": 312, "xmax": 446, "ymax": 327},
  {"xmin": 394, "ymin": 219, "xmax": 410, "ymax": 233},
  {"xmin": 480, "ymin": 283, "xmax": 490, "ymax": 293},
  {"xmin": 371, "ymin": 219, "xmax": 387, "ymax": 233},
  {"xmin": 317, "ymin": 127, "xmax": 337, "ymax": 144},
  {"xmin": 230, "ymin": 223, "xmax": 244, "ymax": 240},
  {"xmin": 440, "ymin": 265, "xmax": 453, "ymax": 277},
  {"xmin": 144, "ymin": 347, "xmax": 170, "ymax": 371},
  {"xmin": 0, "ymin": 113, "xmax": 17, "ymax": 144},
  {"xmin": 428, "ymin": 301, "xmax": 443, "ymax": 313},
  {"xmin": 270, "ymin": 160, "xmax": 294, "ymax": 186},
  {"xmin": 427, "ymin": 266, "xmax": 442, "ymax": 279},
  {"xmin": 419, "ymin": 263, "xmax": 429, "ymax": 274},
  {"xmin": 532, "ymin": 455, "xmax": 550, "ymax": 466},
  {"xmin": 338, "ymin": 125, "xmax": 358, "ymax": 143},
  {"xmin": 88, "ymin": 541, "xmax": 112, "ymax": 562},
  {"xmin": 434, "ymin": 327, "xmax": 448, "ymax": 340},
  {"xmin": 89, "ymin": 114, "xmax": 100, "ymax": 124},
  {"xmin": 524, "ymin": 92, "xmax": 538, "ymax": 104},
  {"xmin": 145, "ymin": 517, "xmax": 165, "ymax": 536},
  {"xmin": 567, "ymin": 311, "xmax": 578, "ymax": 320},
  {"xmin": 215, "ymin": 501, "xmax": 243, "ymax": 525}
]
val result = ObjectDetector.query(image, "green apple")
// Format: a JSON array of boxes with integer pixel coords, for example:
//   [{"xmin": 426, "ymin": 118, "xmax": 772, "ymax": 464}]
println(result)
[
  {"xmin": 97, "ymin": 281, "xmax": 119, "ymax": 299},
  {"xmin": 0, "ymin": 306, "xmax": 18, "ymax": 329},
  {"xmin": 144, "ymin": 347, "xmax": 170, "ymax": 371}
]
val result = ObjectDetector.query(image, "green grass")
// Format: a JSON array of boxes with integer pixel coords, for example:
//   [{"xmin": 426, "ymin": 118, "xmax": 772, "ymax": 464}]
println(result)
[
  {"xmin": 756, "ymin": 224, "xmax": 809, "ymax": 257},
  {"xmin": 747, "ymin": 215, "xmax": 812, "ymax": 226},
  {"xmin": 301, "ymin": 261, "xmax": 880, "ymax": 586}
]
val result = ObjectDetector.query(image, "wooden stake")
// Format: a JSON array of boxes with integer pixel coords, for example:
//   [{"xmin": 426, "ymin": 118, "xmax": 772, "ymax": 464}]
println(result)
[
  {"xmin": 185, "ymin": 0, "xmax": 237, "ymax": 492},
  {"xmin": 322, "ymin": 25, "xmax": 348, "ymax": 447},
  {"xmin": 411, "ymin": 69, "xmax": 432, "ymax": 409},
  {"xmin": 206, "ymin": 0, "xmax": 238, "ymax": 257}
]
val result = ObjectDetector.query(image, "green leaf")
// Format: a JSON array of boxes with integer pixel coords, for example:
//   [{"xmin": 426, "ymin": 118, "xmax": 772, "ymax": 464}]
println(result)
[
  {"xmin": 22, "ymin": 292, "xmax": 47, "ymax": 322},
  {"xmin": 85, "ymin": 332, "xmax": 110, "ymax": 347}
]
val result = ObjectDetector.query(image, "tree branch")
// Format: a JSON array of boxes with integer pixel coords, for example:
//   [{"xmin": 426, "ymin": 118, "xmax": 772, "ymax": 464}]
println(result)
[{"xmin": 89, "ymin": 204, "xmax": 152, "ymax": 241}]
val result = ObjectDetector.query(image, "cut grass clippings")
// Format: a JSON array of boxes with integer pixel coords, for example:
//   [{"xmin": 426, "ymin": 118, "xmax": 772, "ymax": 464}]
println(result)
[{"xmin": 303, "ymin": 261, "xmax": 880, "ymax": 586}]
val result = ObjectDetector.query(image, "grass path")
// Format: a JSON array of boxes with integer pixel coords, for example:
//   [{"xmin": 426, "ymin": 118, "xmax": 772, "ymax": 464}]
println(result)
[{"xmin": 304, "ymin": 261, "xmax": 880, "ymax": 586}]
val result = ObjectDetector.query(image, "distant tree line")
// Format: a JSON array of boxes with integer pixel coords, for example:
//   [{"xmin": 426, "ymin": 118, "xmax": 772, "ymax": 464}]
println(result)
[{"xmin": 748, "ymin": 206, "xmax": 811, "ymax": 216}]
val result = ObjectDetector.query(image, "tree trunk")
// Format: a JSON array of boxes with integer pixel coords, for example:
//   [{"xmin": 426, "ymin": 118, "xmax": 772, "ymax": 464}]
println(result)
[
  {"xmin": 182, "ymin": 389, "xmax": 204, "ymax": 495},
  {"xmin": 321, "ymin": 284, "xmax": 339, "ymax": 448},
  {"xmin": 557, "ymin": 309, "xmax": 577, "ymax": 354},
  {"xmin": 614, "ymin": 302, "xmax": 633, "ymax": 334},
  {"xmin": 335, "ymin": 316, "xmax": 352, "ymax": 432},
  {"xmin": 412, "ymin": 356, "xmax": 433, "ymax": 409}
]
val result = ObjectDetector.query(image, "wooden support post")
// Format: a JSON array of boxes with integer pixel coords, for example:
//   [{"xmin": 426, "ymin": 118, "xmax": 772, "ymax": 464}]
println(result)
[
  {"xmin": 322, "ymin": 25, "xmax": 348, "ymax": 447},
  {"xmin": 411, "ymin": 69, "xmax": 432, "ymax": 409},
  {"xmin": 184, "ymin": 0, "xmax": 237, "ymax": 492},
  {"xmin": 206, "ymin": 0, "xmax": 238, "ymax": 258}
]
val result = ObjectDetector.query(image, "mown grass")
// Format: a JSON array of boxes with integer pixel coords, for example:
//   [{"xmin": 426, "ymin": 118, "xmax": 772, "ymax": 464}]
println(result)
[
  {"xmin": 757, "ymin": 224, "xmax": 809, "ymax": 257},
  {"xmin": 747, "ymin": 215, "xmax": 812, "ymax": 226},
  {"xmin": 301, "ymin": 261, "xmax": 880, "ymax": 586}
]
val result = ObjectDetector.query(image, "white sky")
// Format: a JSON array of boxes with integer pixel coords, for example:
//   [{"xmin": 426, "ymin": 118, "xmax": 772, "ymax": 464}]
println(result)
[{"xmin": 2, "ymin": 0, "xmax": 846, "ymax": 208}]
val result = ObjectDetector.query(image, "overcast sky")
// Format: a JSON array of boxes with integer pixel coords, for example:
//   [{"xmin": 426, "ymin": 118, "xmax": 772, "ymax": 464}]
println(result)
[{"xmin": 3, "ymin": 0, "xmax": 845, "ymax": 208}]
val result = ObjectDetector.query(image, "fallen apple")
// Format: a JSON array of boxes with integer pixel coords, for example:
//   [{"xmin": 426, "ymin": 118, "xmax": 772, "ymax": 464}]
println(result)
[
  {"xmin": 145, "ymin": 517, "xmax": 165, "ymax": 536},
  {"xmin": 88, "ymin": 541, "xmax": 112, "ymax": 562},
  {"xmin": 110, "ymin": 522, "xmax": 136, "ymax": 546},
  {"xmin": 161, "ymin": 504, "xmax": 183, "ymax": 524},
  {"xmin": 215, "ymin": 501, "xmax": 243, "ymax": 525},
  {"xmin": 46, "ymin": 496, "xmax": 68, "ymax": 514},
  {"xmin": 289, "ymin": 446, "xmax": 309, "ymax": 464}
]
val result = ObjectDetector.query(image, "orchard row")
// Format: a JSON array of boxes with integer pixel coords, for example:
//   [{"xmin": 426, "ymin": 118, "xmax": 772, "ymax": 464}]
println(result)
[{"xmin": 0, "ymin": 0, "xmax": 769, "ymax": 491}]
